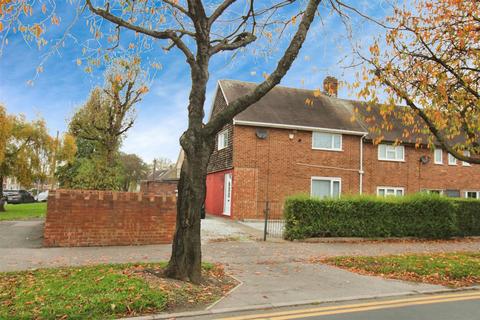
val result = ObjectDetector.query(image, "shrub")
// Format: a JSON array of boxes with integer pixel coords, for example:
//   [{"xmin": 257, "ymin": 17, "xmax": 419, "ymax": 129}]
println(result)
[
  {"xmin": 453, "ymin": 199, "xmax": 480, "ymax": 236},
  {"xmin": 284, "ymin": 194, "xmax": 460, "ymax": 240}
]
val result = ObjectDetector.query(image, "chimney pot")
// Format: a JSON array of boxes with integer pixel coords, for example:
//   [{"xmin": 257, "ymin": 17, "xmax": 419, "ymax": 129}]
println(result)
[{"xmin": 323, "ymin": 76, "xmax": 338, "ymax": 97}]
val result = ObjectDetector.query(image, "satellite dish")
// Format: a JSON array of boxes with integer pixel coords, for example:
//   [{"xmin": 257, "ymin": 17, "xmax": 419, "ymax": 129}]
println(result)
[
  {"xmin": 256, "ymin": 128, "xmax": 268, "ymax": 139},
  {"xmin": 419, "ymin": 155, "xmax": 430, "ymax": 164}
]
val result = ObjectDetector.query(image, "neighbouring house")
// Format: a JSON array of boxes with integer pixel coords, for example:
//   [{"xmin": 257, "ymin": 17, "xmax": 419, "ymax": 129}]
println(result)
[
  {"xmin": 205, "ymin": 78, "xmax": 480, "ymax": 220},
  {"xmin": 2, "ymin": 176, "xmax": 21, "ymax": 191},
  {"xmin": 139, "ymin": 150, "xmax": 184, "ymax": 194}
]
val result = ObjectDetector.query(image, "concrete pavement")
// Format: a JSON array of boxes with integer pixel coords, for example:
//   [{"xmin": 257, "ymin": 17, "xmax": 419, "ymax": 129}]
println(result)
[{"xmin": 1, "ymin": 215, "xmax": 480, "ymax": 317}]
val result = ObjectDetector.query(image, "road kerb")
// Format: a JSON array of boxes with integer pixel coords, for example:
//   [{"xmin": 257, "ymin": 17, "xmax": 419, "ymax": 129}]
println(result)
[{"xmin": 119, "ymin": 286, "xmax": 480, "ymax": 320}]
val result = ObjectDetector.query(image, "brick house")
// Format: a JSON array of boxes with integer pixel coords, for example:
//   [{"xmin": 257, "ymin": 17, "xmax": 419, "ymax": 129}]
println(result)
[{"xmin": 205, "ymin": 79, "xmax": 480, "ymax": 220}]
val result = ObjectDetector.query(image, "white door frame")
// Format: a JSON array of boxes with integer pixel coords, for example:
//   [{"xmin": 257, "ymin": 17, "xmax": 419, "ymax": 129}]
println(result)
[{"xmin": 223, "ymin": 173, "xmax": 232, "ymax": 216}]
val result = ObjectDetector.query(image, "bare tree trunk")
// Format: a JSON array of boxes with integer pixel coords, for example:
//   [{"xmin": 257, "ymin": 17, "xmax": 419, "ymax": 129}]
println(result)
[
  {"xmin": 164, "ymin": 135, "xmax": 214, "ymax": 283},
  {"xmin": 0, "ymin": 175, "xmax": 5, "ymax": 212}
]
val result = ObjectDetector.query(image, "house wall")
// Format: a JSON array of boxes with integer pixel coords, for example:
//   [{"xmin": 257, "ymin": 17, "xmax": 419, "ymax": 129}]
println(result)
[
  {"xmin": 208, "ymin": 88, "xmax": 233, "ymax": 173},
  {"xmin": 232, "ymin": 125, "xmax": 362, "ymax": 219},
  {"xmin": 230, "ymin": 125, "xmax": 480, "ymax": 220},
  {"xmin": 139, "ymin": 180, "xmax": 178, "ymax": 194},
  {"xmin": 363, "ymin": 143, "xmax": 480, "ymax": 196},
  {"xmin": 44, "ymin": 189, "xmax": 176, "ymax": 247},
  {"xmin": 205, "ymin": 169, "xmax": 233, "ymax": 217}
]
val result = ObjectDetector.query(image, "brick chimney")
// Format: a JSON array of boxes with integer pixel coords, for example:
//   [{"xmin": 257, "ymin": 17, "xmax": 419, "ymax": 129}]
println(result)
[{"xmin": 323, "ymin": 76, "xmax": 338, "ymax": 97}]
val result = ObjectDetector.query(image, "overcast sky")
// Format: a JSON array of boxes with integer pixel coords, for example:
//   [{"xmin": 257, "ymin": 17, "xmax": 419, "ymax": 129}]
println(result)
[{"xmin": 0, "ymin": 1, "xmax": 392, "ymax": 163}]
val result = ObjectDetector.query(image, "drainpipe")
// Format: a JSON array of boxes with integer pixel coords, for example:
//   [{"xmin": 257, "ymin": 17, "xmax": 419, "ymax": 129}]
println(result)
[{"xmin": 359, "ymin": 133, "xmax": 368, "ymax": 194}]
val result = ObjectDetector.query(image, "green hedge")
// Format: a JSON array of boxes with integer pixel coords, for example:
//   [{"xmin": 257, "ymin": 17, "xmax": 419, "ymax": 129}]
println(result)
[
  {"xmin": 453, "ymin": 199, "xmax": 480, "ymax": 236},
  {"xmin": 284, "ymin": 194, "xmax": 480, "ymax": 240}
]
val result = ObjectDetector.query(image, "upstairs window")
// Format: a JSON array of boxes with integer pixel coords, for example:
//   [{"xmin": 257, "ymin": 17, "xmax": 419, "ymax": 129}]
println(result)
[
  {"xmin": 312, "ymin": 132, "xmax": 342, "ymax": 151},
  {"xmin": 434, "ymin": 149, "xmax": 443, "ymax": 164},
  {"xmin": 448, "ymin": 153, "xmax": 457, "ymax": 165},
  {"xmin": 217, "ymin": 129, "xmax": 228, "ymax": 150},
  {"xmin": 311, "ymin": 177, "xmax": 341, "ymax": 199},
  {"xmin": 378, "ymin": 144, "xmax": 404, "ymax": 161}
]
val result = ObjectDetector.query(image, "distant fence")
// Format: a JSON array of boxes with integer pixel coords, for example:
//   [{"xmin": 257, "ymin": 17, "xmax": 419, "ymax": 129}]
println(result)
[{"xmin": 44, "ymin": 189, "xmax": 176, "ymax": 247}]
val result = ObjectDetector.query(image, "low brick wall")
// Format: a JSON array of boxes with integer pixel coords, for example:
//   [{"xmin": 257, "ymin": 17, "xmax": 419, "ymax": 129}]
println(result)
[{"xmin": 44, "ymin": 189, "xmax": 176, "ymax": 247}]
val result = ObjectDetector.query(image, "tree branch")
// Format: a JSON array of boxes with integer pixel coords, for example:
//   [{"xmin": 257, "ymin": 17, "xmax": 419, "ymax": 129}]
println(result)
[
  {"xmin": 164, "ymin": 0, "xmax": 190, "ymax": 17},
  {"xmin": 85, "ymin": 0, "xmax": 196, "ymax": 64},
  {"xmin": 209, "ymin": 32, "xmax": 257, "ymax": 54},
  {"xmin": 376, "ymin": 69, "xmax": 480, "ymax": 164},
  {"xmin": 205, "ymin": 0, "xmax": 322, "ymax": 135},
  {"xmin": 209, "ymin": 0, "xmax": 237, "ymax": 25}
]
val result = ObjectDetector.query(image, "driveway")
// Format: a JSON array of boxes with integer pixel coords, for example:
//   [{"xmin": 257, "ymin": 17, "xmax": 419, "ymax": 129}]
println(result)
[{"xmin": 0, "ymin": 219, "xmax": 44, "ymax": 249}]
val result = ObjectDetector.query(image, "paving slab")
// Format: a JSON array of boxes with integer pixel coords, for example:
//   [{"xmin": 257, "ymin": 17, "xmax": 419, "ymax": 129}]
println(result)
[{"xmin": 209, "ymin": 260, "xmax": 444, "ymax": 310}]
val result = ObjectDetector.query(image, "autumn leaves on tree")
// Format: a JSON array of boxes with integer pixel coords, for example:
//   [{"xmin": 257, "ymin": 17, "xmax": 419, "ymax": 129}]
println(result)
[
  {"xmin": 58, "ymin": 58, "xmax": 148, "ymax": 191},
  {"xmin": 0, "ymin": 106, "xmax": 76, "ymax": 211},
  {"xmin": 361, "ymin": 0, "xmax": 479, "ymax": 164}
]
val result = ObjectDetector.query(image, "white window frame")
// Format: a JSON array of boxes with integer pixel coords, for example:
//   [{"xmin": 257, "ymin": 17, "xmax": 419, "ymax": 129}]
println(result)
[
  {"xmin": 217, "ymin": 129, "xmax": 228, "ymax": 150},
  {"xmin": 377, "ymin": 186, "xmax": 405, "ymax": 197},
  {"xmin": 448, "ymin": 153, "xmax": 457, "ymax": 166},
  {"xmin": 378, "ymin": 144, "xmax": 405, "ymax": 162},
  {"xmin": 462, "ymin": 151, "xmax": 471, "ymax": 167},
  {"xmin": 310, "ymin": 177, "xmax": 342, "ymax": 198},
  {"xmin": 312, "ymin": 132, "xmax": 342, "ymax": 151},
  {"xmin": 434, "ymin": 149, "xmax": 443, "ymax": 165},
  {"xmin": 465, "ymin": 191, "xmax": 480, "ymax": 199}
]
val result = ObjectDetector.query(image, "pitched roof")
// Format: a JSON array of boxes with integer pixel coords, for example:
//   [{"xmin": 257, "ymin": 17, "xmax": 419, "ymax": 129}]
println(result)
[
  {"xmin": 219, "ymin": 80, "xmax": 367, "ymax": 135},
  {"xmin": 218, "ymin": 79, "xmax": 438, "ymax": 144}
]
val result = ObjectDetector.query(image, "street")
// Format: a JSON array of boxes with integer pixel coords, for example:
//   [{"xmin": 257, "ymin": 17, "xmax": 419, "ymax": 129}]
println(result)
[{"xmin": 215, "ymin": 291, "xmax": 480, "ymax": 320}]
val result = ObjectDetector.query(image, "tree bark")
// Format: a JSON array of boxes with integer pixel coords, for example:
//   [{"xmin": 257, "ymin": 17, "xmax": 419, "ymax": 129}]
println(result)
[
  {"xmin": 164, "ymin": 134, "xmax": 214, "ymax": 283},
  {"xmin": 0, "ymin": 175, "xmax": 5, "ymax": 212}
]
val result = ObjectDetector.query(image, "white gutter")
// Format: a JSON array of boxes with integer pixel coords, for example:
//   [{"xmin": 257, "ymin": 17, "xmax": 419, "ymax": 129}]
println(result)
[
  {"xmin": 233, "ymin": 119, "xmax": 368, "ymax": 136},
  {"xmin": 359, "ymin": 133, "xmax": 368, "ymax": 194}
]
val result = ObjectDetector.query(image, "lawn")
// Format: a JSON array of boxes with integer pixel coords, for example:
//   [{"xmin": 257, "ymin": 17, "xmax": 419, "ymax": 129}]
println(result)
[
  {"xmin": 0, "ymin": 202, "xmax": 47, "ymax": 221},
  {"xmin": 0, "ymin": 262, "xmax": 235, "ymax": 319},
  {"xmin": 324, "ymin": 252, "xmax": 480, "ymax": 287}
]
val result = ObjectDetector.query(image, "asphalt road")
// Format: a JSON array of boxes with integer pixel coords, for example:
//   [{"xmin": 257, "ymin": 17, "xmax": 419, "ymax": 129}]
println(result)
[{"xmin": 216, "ymin": 291, "xmax": 480, "ymax": 320}]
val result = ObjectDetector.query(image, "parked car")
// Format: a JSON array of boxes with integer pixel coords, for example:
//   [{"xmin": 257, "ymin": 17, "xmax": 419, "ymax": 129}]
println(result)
[
  {"xmin": 35, "ymin": 190, "xmax": 49, "ymax": 202},
  {"xmin": 3, "ymin": 190, "xmax": 35, "ymax": 204}
]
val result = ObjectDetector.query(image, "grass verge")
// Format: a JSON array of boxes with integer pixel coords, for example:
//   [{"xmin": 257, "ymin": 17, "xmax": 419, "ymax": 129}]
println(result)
[
  {"xmin": 0, "ymin": 203, "xmax": 47, "ymax": 221},
  {"xmin": 0, "ymin": 262, "xmax": 236, "ymax": 319},
  {"xmin": 323, "ymin": 252, "xmax": 480, "ymax": 288}
]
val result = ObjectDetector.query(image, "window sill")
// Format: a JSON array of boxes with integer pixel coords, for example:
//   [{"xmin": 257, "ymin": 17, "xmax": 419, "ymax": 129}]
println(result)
[
  {"xmin": 312, "ymin": 148, "xmax": 343, "ymax": 152},
  {"xmin": 377, "ymin": 159, "xmax": 405, "ymax": 163}
]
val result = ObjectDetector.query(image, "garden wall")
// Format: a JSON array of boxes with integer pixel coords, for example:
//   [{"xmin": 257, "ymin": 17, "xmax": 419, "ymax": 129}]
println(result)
[{"xmin": 44, "ymin": 189, "xmax": 176, "ymax": 247}]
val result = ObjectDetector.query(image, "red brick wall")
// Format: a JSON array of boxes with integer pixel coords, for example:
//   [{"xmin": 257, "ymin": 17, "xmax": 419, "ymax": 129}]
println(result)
[
  {"xmin": 140, "ymin": 180, "xmax": 178, "ymax": 194},
  {"xmin": 44, "ymin": 189, "xmax": 176, "ymax": 247},
  {"xmin": 232, "ymin": 125, "xmax": 362, "ymax": 219},
  {"xmin": 230, "ymin": 124, "xmax": 480, "ymax": 221},
  {"xmin": 363, "ymin": 143, "xmax": 480, "ymax": 195}
]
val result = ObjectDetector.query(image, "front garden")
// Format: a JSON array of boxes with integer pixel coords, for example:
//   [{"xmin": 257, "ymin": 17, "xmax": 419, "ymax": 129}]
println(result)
[
  {"xmin": 323, "ymin": 252, "xmax": 480, "ymax": 287},
  {"xmin": 284, "ymin": 194, "xmax": 480, "ymax": 240},
  {"xmin": 0, "ymin": 203, "xmax": 47, "ymax": 221},
  {"xmin": 0, "ymin": 262, "xmax": 236, "ymax": 319}
]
